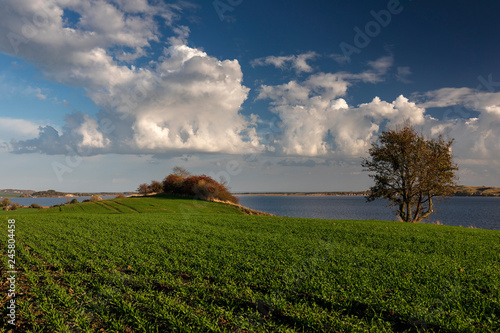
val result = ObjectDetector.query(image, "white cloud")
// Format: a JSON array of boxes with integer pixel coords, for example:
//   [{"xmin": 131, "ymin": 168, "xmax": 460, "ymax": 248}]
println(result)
[
  {"xmin": 35, "ymin": 88, "xmax": 47, "ymax": 100},
  {"xmin": 254, "ymin": 56, "xmax": 423, "ymax": 157},
  {"xmin": 413, "ymin": 87, "xmax": 500, "ymax": 161},
  {"xmin": 256, "ymin": 57, "xmax": 427, "ymax": 157},
  {"xmin": 329, "ymin": 53, "xmax": 349, "ymax": 65},
  {"xmin": 2, "ymin": 0, "xmax": 261, "ymax": 156},
  {"xmin": 396, "ymin": 66, "xmax": 412, "ymax": 83},
  {"xmin": 1, "ymin": 0, "xmax": 498, "ymax": 175},
  {"xmin": 0, "ymin": 118, "xmax": 41, "ymax": 141},
  {"xmin": 367, "ymin": 55, "xmax": 393, "ymax": 74},
  {"xmin": 77, "ymin": 114, "xmax": 110, "ymax": 149},
  {"xmin": 251, "ymin": 51, "xmax": 319, "ymax": 73}
]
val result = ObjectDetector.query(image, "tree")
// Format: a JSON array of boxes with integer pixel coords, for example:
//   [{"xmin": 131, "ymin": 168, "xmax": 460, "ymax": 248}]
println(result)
[
  {"xmin": 172, "ymin": 166, "xmax": 191, "ymax": 178},
  {"xmin": 362, "ymin": 124, "xmax": 458, "ymax": 223}
]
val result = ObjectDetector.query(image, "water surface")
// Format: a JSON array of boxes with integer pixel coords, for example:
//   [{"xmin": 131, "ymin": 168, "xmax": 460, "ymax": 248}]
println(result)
[{"xmin": 236, "ymin": 195, "xmax": 500, "ymax": 230}]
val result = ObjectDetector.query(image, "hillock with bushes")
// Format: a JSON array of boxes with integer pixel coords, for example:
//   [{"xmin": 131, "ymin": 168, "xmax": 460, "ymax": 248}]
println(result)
[{"xmin": 138, "ymin": 167, "xmax": 239, "ymax": 204}]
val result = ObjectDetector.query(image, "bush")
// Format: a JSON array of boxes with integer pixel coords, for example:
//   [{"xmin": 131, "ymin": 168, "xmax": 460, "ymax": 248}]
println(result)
[
  {"xmin": 161, "ymin": 169, "xmax": 239, "ymax": 204},
  {"xmin": 217, "ymin": 189, "xmax": 239, "ymax": 204},
  {"xmin": 69, "ymin": 198, "xmax": 79, "ymax": 204},
  {"xmin": 30, "ymin": 203, "xmax": 42, "ymax": 209},
  {"xmin": 90, "ymin": 195, "xmax": 102, "ymax": 202},
  {"xmin": 1, "ymin": 198, "xmax": 11, "ymax": 207},
  {"xmin": 115, "ymin": 193, "xmax": 125, "ymax": 198},
  {"xmin": 163, "ymin": 174, "xmax": 185, "ymax": 195},
  {"xmin": 150, "ymin": 180, "xmax": 163, "ymax": 193},
  {"xmin": 10, "ymin": 203, "xmax": 20, "ymax": 211}
]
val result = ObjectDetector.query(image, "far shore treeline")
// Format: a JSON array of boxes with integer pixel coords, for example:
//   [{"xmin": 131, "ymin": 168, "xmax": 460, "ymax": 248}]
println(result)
[{"xmin": 0, "ymin": 185, "xmax": 499, "ymax": 200}]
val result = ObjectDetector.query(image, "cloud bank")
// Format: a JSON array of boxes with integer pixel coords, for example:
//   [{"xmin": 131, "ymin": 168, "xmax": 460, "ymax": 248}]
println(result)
[
  {"xmin": 1, "ymin": 0, "xmax": 499, "ymax": 168},
  {"xmin": 2, "ymin": 0, "xmax": 259, "ymax": 155}
]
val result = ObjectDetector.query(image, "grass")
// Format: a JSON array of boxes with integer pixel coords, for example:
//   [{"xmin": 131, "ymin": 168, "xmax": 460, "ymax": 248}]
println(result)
[{"xmin": 1, "ymin": 195, "xmax": 499, "ymax": 332}]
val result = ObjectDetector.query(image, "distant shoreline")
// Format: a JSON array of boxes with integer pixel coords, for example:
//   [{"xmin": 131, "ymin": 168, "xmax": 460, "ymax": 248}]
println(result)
[
  {"xmin": 235, "ymin": 186, "xmax": 500, "ymax": 197},
  {"xmin": 234, "ymin": 192, "xmax": 367, "ymax": 196},
  {"xmin": 1, "ymin": 185, "xmax": 499, "ymax": 198}
]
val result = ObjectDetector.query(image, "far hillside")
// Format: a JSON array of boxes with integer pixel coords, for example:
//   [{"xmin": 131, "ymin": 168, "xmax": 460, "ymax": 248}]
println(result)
[{"xmin": 452, "ymin": 186, "xmax": 500, "ymax": 196}]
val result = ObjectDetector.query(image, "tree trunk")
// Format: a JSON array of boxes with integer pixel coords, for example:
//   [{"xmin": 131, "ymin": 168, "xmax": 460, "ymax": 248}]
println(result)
[{"xmin": 414, "ymin": 195, "xmax": 433, "ymax": 223}]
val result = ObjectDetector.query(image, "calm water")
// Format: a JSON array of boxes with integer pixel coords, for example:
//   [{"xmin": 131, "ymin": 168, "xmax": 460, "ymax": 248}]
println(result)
[
  {"xmin": 7, "ymin": 196, "xmax": 116, "ymax": 207},
  {"xmin": 236, "ymin": 195, "xmax": 500, "ymax": 231}
]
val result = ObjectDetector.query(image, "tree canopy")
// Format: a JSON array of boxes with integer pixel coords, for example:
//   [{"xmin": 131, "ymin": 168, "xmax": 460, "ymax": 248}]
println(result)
[{"xmin": 362, "ymin": 124, "xmax": 458, "ymax": 223}]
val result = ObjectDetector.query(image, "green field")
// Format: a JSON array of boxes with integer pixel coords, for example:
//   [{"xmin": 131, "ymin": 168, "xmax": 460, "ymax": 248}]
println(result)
[{"xmin": 1, "ymin": 196, "xmax": 499, "ymax": 332}]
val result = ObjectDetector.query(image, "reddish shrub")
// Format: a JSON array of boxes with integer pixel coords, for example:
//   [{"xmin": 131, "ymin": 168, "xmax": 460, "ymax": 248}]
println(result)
[
  {"xmin": 157, "ymin": 168, "xmax": 238, "ymax": 203},
  {"xmin": 163, "ymin": 174, "xmax": 185, "ymax": 195},
  {"xmin": 150, "ymin": 180, "xmax": 163, "ymax": 193}
]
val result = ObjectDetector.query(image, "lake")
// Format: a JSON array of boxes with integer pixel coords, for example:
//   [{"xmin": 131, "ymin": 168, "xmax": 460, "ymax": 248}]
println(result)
[{"xmin": 236, "ymin": 195, "xmax": 500, "ymax": 231}]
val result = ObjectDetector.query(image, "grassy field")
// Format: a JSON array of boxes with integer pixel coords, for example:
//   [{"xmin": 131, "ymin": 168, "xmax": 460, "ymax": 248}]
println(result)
[{"xmin": 1, "ymin": 195, "xmax": 499, "ymax": 332}]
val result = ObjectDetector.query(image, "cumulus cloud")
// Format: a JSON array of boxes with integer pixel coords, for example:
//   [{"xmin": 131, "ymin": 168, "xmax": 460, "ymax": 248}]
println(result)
[
  {"xmin": 255, "ymin": 56, "xmax": 426, "ymax": 157},
  {"xmin": 2, "ymin": 0, "xmax": 498, "ymax": 170},
  {"xmin": 415, "ymin": 87, "xmax": 500, "ymax": 161},
  {"xmin": 2, "ymin": 0, "xmax": 261, "ymax": 156},
  {"xmin": 251, "ymin": 52, "xmax": 319, "ymax": 73}
]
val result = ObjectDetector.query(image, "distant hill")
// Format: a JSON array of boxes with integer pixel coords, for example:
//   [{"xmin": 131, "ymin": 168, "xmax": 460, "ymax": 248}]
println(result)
[
  {"xmin": 236, "ymin": 186, "xmax": 500, "ymax": 197},
  {"xmin": 0, "ymin": 189, "xmax": 133, "ymax": 198},
  {"xmin": 451, "ymin": 186, "xmax": 500, "ymax": 197},
  {"xmin": 0, "ymin": 189, "xmax": 35, "ymax": 197}
]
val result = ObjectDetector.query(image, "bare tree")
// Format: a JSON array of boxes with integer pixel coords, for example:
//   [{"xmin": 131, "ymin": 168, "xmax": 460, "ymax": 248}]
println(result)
[
  {"xmin": 362, "ymin": 123, "xmax": 458, "ymax": 223},
  {"xmin": 172, "ymin": 166, "xmax": 191, "ymax": 178}
]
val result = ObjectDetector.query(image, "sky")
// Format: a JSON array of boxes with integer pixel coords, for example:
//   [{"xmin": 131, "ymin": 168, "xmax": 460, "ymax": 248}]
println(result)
[{"xmin": 0, "ymin": 0, "xmax": 499, "ymax": 192}]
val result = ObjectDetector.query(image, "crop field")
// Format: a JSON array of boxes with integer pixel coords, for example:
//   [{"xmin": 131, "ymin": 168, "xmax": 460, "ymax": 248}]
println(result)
[{"xmin": 1, "ymin": 196, "xmax": 499, "ymax": 332}]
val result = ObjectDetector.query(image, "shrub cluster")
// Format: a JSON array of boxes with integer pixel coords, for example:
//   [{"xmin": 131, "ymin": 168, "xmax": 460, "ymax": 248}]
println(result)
[
  {"xmin": 0, "ymin": 198, "xmax": 11, "ymax": 207},
  {"xmin": 137, "ymin": 167, "xmax": 238, "ymax": 204},
  {"xmin": 3, "ymin": 202, "xmax": 20, "ymax": 211},
  {"xmin": 137, "ymin": 181, "xmax": 163, "ymax": 195},
  {"xmin": 162, "ymin": 173, "xmax": 239, "ymax": 204}
]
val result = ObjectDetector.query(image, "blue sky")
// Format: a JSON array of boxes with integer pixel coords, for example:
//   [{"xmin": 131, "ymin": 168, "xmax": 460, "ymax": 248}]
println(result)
[{"xmin": 0, "ymin": 0, "xmax": 499, "ymax": 192}]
